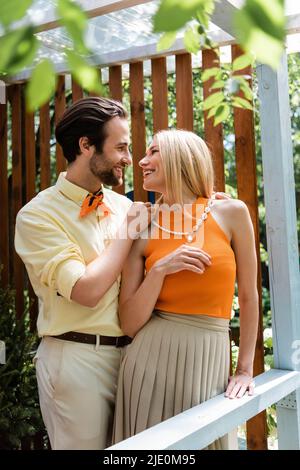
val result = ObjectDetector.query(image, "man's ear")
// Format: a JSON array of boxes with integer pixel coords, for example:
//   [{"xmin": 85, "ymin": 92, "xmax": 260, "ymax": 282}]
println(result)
[{"xmin": 79, "ymin": 136, "xmax": 90, "ymax": 153}]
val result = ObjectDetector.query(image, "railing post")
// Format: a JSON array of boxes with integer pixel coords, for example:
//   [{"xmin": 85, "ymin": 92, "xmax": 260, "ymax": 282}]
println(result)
[{"xmin": 257, "ymin": 51, "xmax": 300, "ymax": 449}]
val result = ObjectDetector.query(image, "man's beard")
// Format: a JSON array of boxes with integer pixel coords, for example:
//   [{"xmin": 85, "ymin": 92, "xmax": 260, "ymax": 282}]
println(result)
[
  {"xmin": 96, "ymin": 169, "xmax": 120, "ymax": 186},
  {"xmin": 89, "ymin": 152, "xmax": 122, "ymax": 187}
]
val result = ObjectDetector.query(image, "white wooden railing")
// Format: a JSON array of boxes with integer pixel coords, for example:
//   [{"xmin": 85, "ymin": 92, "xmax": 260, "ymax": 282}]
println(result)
[{"xmin": 108, "ymin": 369, "xmax": 300, "ymax": 450}]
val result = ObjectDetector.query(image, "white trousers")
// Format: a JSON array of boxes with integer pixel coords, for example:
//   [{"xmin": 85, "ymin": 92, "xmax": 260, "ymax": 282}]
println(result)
[{"xmin": 34, "ymin": 337, "xmax": 121, "ymax": 450}]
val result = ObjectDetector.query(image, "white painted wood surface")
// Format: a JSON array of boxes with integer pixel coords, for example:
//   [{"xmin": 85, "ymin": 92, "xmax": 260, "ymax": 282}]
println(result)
[
  {"xmin": 108, "ymin": 369, "xmax": 300, "ymax": 450},
  {"xmin": 257, "ymin": 52, "xmax": 300, "ymax": 449},
  {"xmin": 11, "ymin": 32, "xmax": 234, "ymax": 83}
]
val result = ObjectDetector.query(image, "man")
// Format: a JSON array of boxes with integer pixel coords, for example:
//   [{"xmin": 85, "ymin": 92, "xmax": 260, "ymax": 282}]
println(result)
[{"xmin": 15, "ymin": 97, "xmax": 151, "ymax": 450}]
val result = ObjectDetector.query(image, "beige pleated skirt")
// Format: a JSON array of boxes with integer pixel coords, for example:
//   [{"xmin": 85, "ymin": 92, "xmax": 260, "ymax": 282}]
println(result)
[{"xmin": 113, "ymin": 311, "xmax": 238, "ymax": 450}]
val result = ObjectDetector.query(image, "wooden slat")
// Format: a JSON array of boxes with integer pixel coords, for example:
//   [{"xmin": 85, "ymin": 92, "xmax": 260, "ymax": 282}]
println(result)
[
  {"xmin": 129, "ymin": 62, "xmax": 147, "ymax": 202},
  {"xmin": 55, "ymin": 75, "xmax": 66, "ymax": 176},
  {"xmin": 88, "ymin": 69, "xmax": 103, "ymax": 96},
  {"xmin": 11, "ymin": 85, "xmax": 24, "ymax": 318},
  {"xmin": 24, "ymin": 107, "xmax": 38, "ymax": 330},
  {"xmin": 109, "ymin": 65, "xmax": 125, "ymax": 196},
  {"xmin": 151, "ymin": 57, "xmax": 169, "ymax": 201},
  {"xmin": 0, "ymin": 100, "xmax": 9, "ymax": 287},
  {"xmin": 39, "ymin": 102, "xmax": 51, "ymax": 191},
  {"xmin": 231, "ymin": 44, "xmax": 267, "ymax": 450},
  {"xmin": 176, "ymin": 53, "xmax": 193, "ymax": 131},
  {"xmin": 71, "ymin": 79, "xmax": 84, "ymax": 102},
  {"xmin": 109, "ymin": 65, "xmax": 122, "ymax": 102},
  {"xmin": 25, "ymin": 111, "xmax": 36, "ymax": 202},
  {"xmin": 202, "ymin": 49, "xmax": 225, "ymax": 192},
  {"xmin": 88, "ymin": 68, "xmax": 103, "ymax": 97},
  {"xmin": 151, "ymin": 57, "xmax": 168, "ymax": 133}
]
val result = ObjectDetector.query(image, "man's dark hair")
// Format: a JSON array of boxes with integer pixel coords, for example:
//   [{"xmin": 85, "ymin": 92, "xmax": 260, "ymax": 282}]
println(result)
[{"xmin": 55, "ymin": 96, "xmax": 128, "ymax": 163}]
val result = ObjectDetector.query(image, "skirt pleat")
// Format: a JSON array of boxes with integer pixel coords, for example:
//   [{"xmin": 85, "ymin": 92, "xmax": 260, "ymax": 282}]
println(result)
[
  {"xmin": 148, "ymin": 323, "xmax": 172, "ymax": 427},
  {"xmin": 162, "ymin": 321, "xmax": 180, "ymax": 421},
  {"xmin": 136, "ymin": 319, "xmax": 163, "ymax": 433},
  {"xmin": 113, "ymin": 311, "xmax": 238, "ymax": 450}
]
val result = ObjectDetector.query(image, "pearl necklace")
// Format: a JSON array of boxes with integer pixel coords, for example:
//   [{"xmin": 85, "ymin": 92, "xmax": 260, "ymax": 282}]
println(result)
[{"xmin": 152, "ymin": 198, "xmax": 214, "ymax": 243}]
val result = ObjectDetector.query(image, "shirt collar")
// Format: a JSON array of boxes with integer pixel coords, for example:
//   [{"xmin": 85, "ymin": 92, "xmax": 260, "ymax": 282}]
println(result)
[
  {"xmin": 56, "ymin": 172, "xmax": 92, "ymax": 206},
  {"xmin": 55, "ymin": 172, "xmax": 114, "ymax": 214}
]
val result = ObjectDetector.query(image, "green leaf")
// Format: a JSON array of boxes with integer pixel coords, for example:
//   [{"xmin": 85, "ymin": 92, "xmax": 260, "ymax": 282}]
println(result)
[
  {"xmin": 153, "ymin": 0, "xmax": 208, "ymax": 33},
  {"xmin": 183, "ymin": 27, "xmax": 200, "ymax": 53},
  {"xmin": 201, "ymin": 67, "xmax": 220, "ymax": 82},
  {"xmin": 157, "ymin": 31, "xmax": 177, "ymax": 51},
  {"xmin": 203, "ymin": 91, "xmax": 224, "ymax": 111},
  {"xmin": 66, "ymin": 50, "xmax": 103, "ymax": 94},
  {"xmin": 243, "ymin": 0, "xmax": 285, "ymax": 41},
  {"xmin": 0, "ymin": 0, "xmax": 33, "ymax": 27},
  {"xmin": 239, "ymin": 82, "xmax": 253, "ymax": 100},
  {"xmin": 209, "ymin": 80, "xmax": 225, "ymax": 90},
  {"xmin": 203, "ymin": 35, "xmax": 216, "ymax": 50},
  {"xmin": 232, "ymin": 96, "xmax": 253, "ymax": 110},
  {"xmin": 232, "ymin": 53, "xmax": 253, "ymax": 71},
  {"xmin": 232, "ymin": 75, "xmax": 253, "ymax": 99},
  {"xmin": 214, "ymin": 103, "xmax": 230, "ymax": 126},
  {"xmin": 195, "ymin": 0, "xmax": 215, "ymax": 28},
  {"xmin": 26, "ymin": 59, "xmax": 56, "ymax": 111},
  {"xmin": 0, "ymin": 26, "xmax": 38, "ymax": 75},
  {"xmin": 57, "ymin": 0, "xmax": 88, "ymax": 54},
  {"xmin": 207, "ymin": 105, "xmax": 218, "ymax": 119},
  {"xmin": 234, "ymin": 0, "xmax": 285, "ymax": 69}
]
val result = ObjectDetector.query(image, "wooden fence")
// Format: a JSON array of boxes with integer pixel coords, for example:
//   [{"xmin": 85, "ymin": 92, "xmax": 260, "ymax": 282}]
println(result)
[{"xmin": 0, "ymin": 46, "xmax": 267, "ymax": 449}]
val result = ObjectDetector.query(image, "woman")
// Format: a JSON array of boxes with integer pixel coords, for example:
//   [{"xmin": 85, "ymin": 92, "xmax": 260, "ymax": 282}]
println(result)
[{"xmin": 113, "ymin": 130, "xmax": 258, "ymax": 449}]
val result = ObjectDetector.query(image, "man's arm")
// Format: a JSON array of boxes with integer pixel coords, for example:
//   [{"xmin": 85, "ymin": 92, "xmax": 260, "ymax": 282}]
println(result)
[
  {"xmin": 71, "ymin": 201, "xmax": 153, "ymax": 307},
  {"xmin": 15, "ymin": 202, "xmax": 152, "ymax": 309}
]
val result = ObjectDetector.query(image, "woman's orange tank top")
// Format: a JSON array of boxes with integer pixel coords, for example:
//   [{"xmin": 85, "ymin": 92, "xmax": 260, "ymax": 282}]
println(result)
[{"xmin": 144, "ymin": 197, "xmax": 236, "ymax": 319}]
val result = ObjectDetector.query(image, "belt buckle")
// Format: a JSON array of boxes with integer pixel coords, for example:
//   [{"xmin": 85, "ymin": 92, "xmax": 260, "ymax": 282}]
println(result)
[{"xmin": 116, "ymin": 336, "xmax": 122, "ymax": 348}]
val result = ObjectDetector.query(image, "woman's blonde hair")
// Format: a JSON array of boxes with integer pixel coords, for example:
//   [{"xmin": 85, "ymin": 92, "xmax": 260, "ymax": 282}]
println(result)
[{"xmin": 155, "ymin": 129, "xmax": 214, "ymax": 205}]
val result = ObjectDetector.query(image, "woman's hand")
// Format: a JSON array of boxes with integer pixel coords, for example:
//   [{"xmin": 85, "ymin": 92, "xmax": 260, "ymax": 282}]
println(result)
[
  {"xmin": 126, "ymin": 202, "xmax": 155, "ymax": 238},
  {"xmin": 225, "ymin": 371, "xmax": 255, "ymax": 399},
  {"xmin": 213, "ymin": 191, "xmax": 232, "ymax": 200},
  {"xmin": 153, "ymin": 244, "xmax": 212, "ymax": 276}
]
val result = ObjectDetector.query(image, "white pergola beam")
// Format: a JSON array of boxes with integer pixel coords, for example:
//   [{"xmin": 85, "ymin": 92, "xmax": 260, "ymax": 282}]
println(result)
[
  {"xmin": 10, "ymin": 30, "xmax": 234, "ymax": 83},
  {"xmin": 36, "ymin": 0, "xmax": 239, "ymax": 36},
  {"xmin": 257, "ymin": 51, "xmax": 300, "ymax": 450},
  {"xmin": 286, "ymin": 13, "xmax": 300, "ymax": 34},
  {"xmin": 35, "ymin": 0, "xmax": 154, "ymax": 32},
  {"xmin": 9, "ymin": 0, "xmax": 300, "ymax": 38},
  {"xmin": 210, "ymin": 0, "xmax": 238, "ymax": 37},
  {"xmin": 107, "ymin": 369, "xmax": 300, "ymax": 450}
]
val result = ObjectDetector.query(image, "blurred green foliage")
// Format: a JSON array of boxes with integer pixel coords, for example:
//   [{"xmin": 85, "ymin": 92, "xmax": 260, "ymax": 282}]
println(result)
[
  {"xmin": 0, "ymin": 0, "xmax": 103, "ymax": 110},
  {"xmin": 0, "ymin": 281, "xmax": 45, "ymax": 449},
  {"xmin": 0, "ymin": 0, "xmax": 288, "ymax": 115}
]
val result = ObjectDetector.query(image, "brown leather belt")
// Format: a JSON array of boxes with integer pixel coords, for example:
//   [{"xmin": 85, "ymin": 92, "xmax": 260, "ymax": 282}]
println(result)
[{"xmin": 50, "ymin": 331, "xmax": 132, "ymax": 347}]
